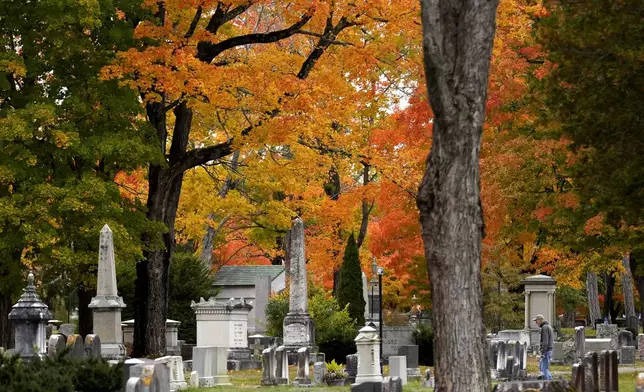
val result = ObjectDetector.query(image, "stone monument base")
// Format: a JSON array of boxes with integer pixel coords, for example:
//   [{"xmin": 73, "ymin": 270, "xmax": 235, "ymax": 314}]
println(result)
[
  {"xmin": 283, "ymin": 313, "xmax": 315, "ymax": 350},
  {"xmin": 100, "ymin": 343, "xmax": 126, "ymax": 360},
  {"xmin": 286, "ymin": 348, "xmax": 320, "ymax": 365},
  {"xmin": 351, "ymin": 381, "xmax": 383, "ymax": 392},
  {"xmin": 199, "ymin": 375, "xmax": 231, "ymax": 387},
  {"xmin": 276, "ymin": 377, "xmax": 289, "ymax": 385}
]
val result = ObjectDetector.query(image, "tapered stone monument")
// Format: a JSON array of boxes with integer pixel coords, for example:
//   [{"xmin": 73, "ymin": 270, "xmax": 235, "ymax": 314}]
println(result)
[
  {"xmin": 282, "ymin": 217, "xmax": 316, "ymax": 352},
  {"xmin": 88, "ymin": 224, "xmax": 126, "ymax": 360}
]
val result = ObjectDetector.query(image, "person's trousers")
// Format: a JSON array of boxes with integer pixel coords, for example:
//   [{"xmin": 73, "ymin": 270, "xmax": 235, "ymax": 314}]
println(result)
[{"xmin": 539, "ymin": 349, "xmax": 553, "ymax": 380}]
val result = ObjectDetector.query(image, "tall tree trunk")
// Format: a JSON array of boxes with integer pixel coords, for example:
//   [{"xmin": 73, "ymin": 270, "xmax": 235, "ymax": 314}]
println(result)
[
  {"xmin": 629, "ymin": 252, "xmax": 644, "ymax": 330},
  {"xmin": 77, "ymin": 285, "xmax": 93, "ymax": 337},
  {"xmin": 134, "ymin": 102, "xmax": 192, "ymax": 357},
  {"xmin": 621, "ymin": 254, "xmax": 636, "ymax": 318},
  {"xmin": 417, "ymin": 0, "xmax": 497, "ymax": 389},
  {"xmin": 356, "ymin": 163, "xmax": 372, "ymax": 249},
  {"xmin": 562, "ymin": 308, "xmax": 576, "ymax": 328},
  {"xmin": 0, "ymin": 294, "xmax": 13, "ymax": 349},
  {"xmin": 602, "ymin": 272, "xmax": 616, "ymax": 321},
  {"xmin": 586, "ymin": 271, "xmax": 601, "ymax": 327}
]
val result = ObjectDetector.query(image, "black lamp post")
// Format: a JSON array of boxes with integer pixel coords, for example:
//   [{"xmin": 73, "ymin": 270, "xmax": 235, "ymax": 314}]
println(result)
[{"xmin": 377, "ymin": 266, "xmax": 384, "ymax": 363}]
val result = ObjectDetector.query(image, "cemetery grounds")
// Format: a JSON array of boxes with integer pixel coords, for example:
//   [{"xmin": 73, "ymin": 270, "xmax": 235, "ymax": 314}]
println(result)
[{"xmin": 181, "ymin": 363, "xmax": 639, "ymax": 391}]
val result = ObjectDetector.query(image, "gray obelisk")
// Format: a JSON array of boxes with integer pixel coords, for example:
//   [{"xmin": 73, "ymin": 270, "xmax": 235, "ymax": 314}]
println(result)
[
  {"xmin": 283, "ymin": 217, "xmax": 316, "ymax": 352},
  {"xmin": 88, "ymin": 224, "xmax": 126, "ymax": 360}
]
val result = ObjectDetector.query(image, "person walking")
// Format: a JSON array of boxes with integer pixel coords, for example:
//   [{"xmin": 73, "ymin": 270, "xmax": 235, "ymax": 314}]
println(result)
[{"xmin": 534, "ymin": 314, "xmax": 554, "ymax": 380}]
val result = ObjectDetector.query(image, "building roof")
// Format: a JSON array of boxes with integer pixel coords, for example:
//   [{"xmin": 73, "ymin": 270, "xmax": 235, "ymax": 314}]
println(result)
[{"xmin": 213, "ymin": 265, "xmax": 285, "ymax": 286}]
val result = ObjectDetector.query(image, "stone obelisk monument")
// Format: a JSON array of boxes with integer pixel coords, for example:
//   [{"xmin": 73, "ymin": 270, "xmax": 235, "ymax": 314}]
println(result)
[
  {"xmin": 88, "ymin": 224, "xmax": 126, "ymax": 360},
  {"xmin": 282, "ymin": 217, "xmax": 316, "ymax": 353}
]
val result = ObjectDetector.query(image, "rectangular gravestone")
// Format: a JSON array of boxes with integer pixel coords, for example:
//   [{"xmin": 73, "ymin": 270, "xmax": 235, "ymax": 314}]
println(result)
[
  {"xmin": 575, "ymin": 326, "xmax": 585, "ymax": 361},
  {"xmin": 313, "ymin": 362, "xmax": 326, "ymax": 385},
  {"xmin": 388, "ymin": 356, "xmax": 407, "ymax": 385},
  {"xmin": 346, "ymin": 354, "xmax": 358, "ymax": 384},
  {"xmin": 397, "ymin": 345, "xmax": 419, "ymax": 368},
  {"xmin": 275, "ymin": 345, "xmax": 289, "ymax": 385},
  {"xmin": 193, "ymin": 346, "xmax": 231, "ymax": 387},
  {"xmin": 621, "ymin": 345, "xmax": 636, "ymax": 364},
  {"xmin": 261, "ymin": 347, "xmax": 277, "ymax": 386},
  {"xmin": 295, "ymin": 346, "xmax": 311, "ymax": 385}
]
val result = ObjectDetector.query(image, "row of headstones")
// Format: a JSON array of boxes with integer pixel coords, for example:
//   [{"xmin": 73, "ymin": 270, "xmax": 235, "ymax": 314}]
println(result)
[
  {"xmin": 570, "ymin": 350, "xmax": 619, "ymax": 392},
  {"xmin": 261, "ymin": 346, "xmax": 325, "ymax": 386},
  {"xmin": 124, "ymin": 346, "xmax": 230, "ymax": 391},
  {"xmin": 48, "ymin": 333, "xmax": 102, "ymax": 359},
  {"xmin": 575, "ymin": 326, "xmax": 638, "ymax": 364},
  {"xmin": 488, "ymin": 340, "xmax": 528, "ymax": 380}
]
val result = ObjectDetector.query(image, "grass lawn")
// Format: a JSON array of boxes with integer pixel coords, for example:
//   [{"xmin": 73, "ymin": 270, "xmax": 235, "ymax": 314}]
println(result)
[{"xmin": 185, "ymin": 363, "xmax": 640, "ymax": 391}]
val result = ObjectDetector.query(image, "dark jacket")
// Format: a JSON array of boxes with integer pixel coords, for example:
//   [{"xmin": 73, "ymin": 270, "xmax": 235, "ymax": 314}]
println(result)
[{"xmin": 540, "ymin": 321, "xmax": 554, "ymax": 353}]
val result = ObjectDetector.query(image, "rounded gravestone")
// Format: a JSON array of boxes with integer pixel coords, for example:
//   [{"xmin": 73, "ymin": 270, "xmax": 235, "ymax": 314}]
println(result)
[
  {"xmin": 48, "ymin": 335, "xmax": 67, "ymax": 357},
  {"xmin": 84, "ymin": 334, "xmax": 102, "ymax": 358},
  {"xmin": 66, "ymin": 334, "xmax": 85, "ymax": 358}
]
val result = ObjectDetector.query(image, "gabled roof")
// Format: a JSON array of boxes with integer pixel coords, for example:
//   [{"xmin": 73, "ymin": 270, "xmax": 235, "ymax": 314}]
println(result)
[{"xmin": 213, "ymin": 265, "xmax": 285, "ymax": 286}]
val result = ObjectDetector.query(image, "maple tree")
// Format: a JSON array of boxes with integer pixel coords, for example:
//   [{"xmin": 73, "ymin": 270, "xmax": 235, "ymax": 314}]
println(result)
[{"xmin": 105, "ymin": 0, "xmax": 417, "ymax": 356}]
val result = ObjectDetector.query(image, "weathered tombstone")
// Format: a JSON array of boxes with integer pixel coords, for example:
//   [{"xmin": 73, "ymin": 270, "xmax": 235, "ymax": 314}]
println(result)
[
  {"xmin": 284, "ymin": 217, "xmax": 317, "ymax": 352},
  {"xmin": 189, "ymin": 371, "xmax": 199, "ymax": 388},
  {"xmin": 84, "ymin": 334, "xmax": 101, "ymax": 358},
  {"xmin": 192, "ymin": 346, "xmax": 231, "ymax": 387},
  {"xmin": 261, "ymin": 347, "xmax": 277, "ymax": 386},
  {"xmin": 123, "ymin": 358, "xmax": 146, "ymax": 391},
  {"xmin": 383, "ymin": 376, "xmax": 403, "ymax": 392},
  {"xmin": 295, "ymin": 346, "xmax": 311, "ymax": 385},
  {"xmin": 609, "ymin": 350, "xmax": 618, "ymax": 392},
  {"xmin": 618, "ymin": 330, "xmax": 634, "ymax": 348},
  {"xmin": 149, "ymin": 362, "xmax": 171, "ymax": 392},
  {"xmin": 155, "ymin": 356, "xmax": 187, "ymax": 391},
  {"xmin": 88, "ymin": 225, "xmax": 126, "ymax": 360},
  {"xmin": 346, "ymin": 354, "xmax": 358, "ymax": 384},
  {"xmin": 354, "ymin": 325, "xmax": 382, "ymax": 384},
  {"xmin": 283, "ymin": 217, "xmax": 316, "ymax": 352},
  {"xmin": 620, "ymin": 345, "xmax": 636, "ymax": 364},
  {"xmin": 639, "ymin": 334, "xmax": 644, "ymax": 360},
  {"xmin": 8, "ymin": 272, "xmax": 52, "ymax": 360},
  {"xmin": 423, "ymin": 368, "xmax": 435, "ymax": 388},
  {"xmin": 313, "ymin": 362, "xmax": 326, "ymax": 385},
  {"xmin": 599, "ymin": 350, "xmax": 609, "ymax": 392},
  {"xmin": 48, "ymin": 335, "xmax": 66, "ymax": 357},
  {"xmin": 596, "ymin": 324, "xmax": 619, "ymax": 349},
  {"xmin": 398, "ymin": 344, "xmax": 419, "ymax": 367},
  {"xmin": 575, "ymin": 326, "xmax": 586, "ymax": 361},
  {"xmin": 125, "ymin": 377, "xmax": 144, "ymax": 392},
  {"xmin": 389, "ymin": 356, "xmax": 407, "ymax": 385},
  {"xmin": 66, "ymin": 334, "xmax": 85, "ymax": 358},
  {"xmin": 489, "ymin": 340, "xmax": 499, "ymax": 369},
  {"xmin": 275, "ymin": 345, "xmax": 289, "ymax": 385},
  {"xmin": 572, "ymin": 363, "xmax": 585, "ymax": 392},
  {"xmin": 496, "ymin": 340, "xmax": 507, "ymax": 376},
  {"xmin": 582, "ymin": 352, "xmax": 598, "ymax": 392}
]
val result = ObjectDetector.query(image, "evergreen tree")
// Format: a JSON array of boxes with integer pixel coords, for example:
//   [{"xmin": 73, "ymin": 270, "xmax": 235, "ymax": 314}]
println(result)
[{"xmin": 337, "ymin": 234, "xmax": 366, "ymax": 326}]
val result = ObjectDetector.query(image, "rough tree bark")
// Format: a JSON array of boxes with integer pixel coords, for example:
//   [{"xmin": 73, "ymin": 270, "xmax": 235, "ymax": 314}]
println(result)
[
  {"xmin": 586, "ymin": 271, "xmax": 601, "ymax": 327},
  {"xmin": 621, "ymin": 254, "xmax": 635, "ymax": 319},
  {"xmin": 601, "ymin": 272, "xmax": 616, "ymax": 321},
  {"xmin": 417, "ymin": 0, "xmax": 498, "ymax": 389},
  {"xmin": 629, "ymin": 252, "xmax": 644, "ymax": 329}
]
